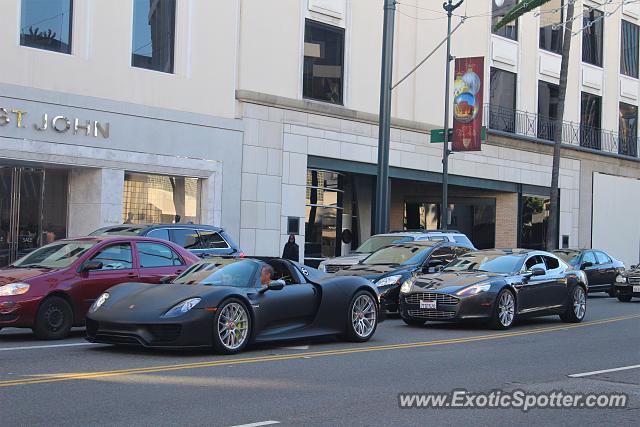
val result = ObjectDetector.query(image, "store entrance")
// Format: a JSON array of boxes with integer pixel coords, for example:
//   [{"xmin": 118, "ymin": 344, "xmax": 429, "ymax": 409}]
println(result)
[{"xmin": 0, "ymin": 166, "xmax": 68, "ymax": 267}]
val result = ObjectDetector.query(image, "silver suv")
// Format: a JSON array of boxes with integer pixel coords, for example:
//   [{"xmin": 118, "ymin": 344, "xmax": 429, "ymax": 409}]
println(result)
[{"xmin": 319, "ymin": 230, "xmax": 474, "ymax": 273}]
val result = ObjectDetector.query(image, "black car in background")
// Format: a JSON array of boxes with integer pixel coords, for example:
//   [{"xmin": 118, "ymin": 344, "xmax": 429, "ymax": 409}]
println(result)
[
  {"xmin": 91, "ymin": 224, "xmax": 242, "ymax": 258},
  {"xmin": 614, "ymin": 265, "xmax": 640, "ymax": 302},
  {"xmin": 333, "ymin": 241, "xmax": 474, "ymax": 313},
  {"xmin": 399, "ymin": 249, "xmax": 589, "ymax": 329},
  {"xmin": 552, "ymin": 249, "xmax": 624, "ymax": 296}
]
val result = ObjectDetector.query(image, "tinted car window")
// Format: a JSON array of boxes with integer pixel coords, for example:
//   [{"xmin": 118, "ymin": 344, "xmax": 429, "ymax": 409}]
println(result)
[
  {"xmin": 542, "ymin": 255, "xmax": 560, "ymax": 271},
  {"xmin": 137, "ymin": 242, "xmax": 183, "ymax": 268},
  {"xmin": 170, "ymin": 228, "xmax": 201, "ymax": 249},
  {"xmin": 525, "ymin": 255, "xmax": 546, "ymax": 271},
  {"xmin": 90, "ymin": 243, "xmax": 133, "ymax": 270},
  {"xmin": 198, "ymin": 230, "xmax": 229, "ymax": 249},
  {"xmin": 444, "ymin": 253, "xmax": 523, "ymax": 274},
  {"xmin": 362, "ymin": 244, "xmax": 435, "ymax": 266},
  {"xmin": 582, "ymin": 251, "xmax": 597, "ymax": 265},
  {"xmin": 453, "ymin": 235, "xmax": 473, "ymax": 246},
  {"xmin": 595, "ymin": 251, "xmax": 611, "ymax": 264},
  {"xmin": 146, "ymin": 228, "xmax": 170, "ymax": 241}
]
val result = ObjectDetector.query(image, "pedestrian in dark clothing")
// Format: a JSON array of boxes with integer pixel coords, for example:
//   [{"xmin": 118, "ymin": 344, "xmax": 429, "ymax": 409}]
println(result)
[{"xmin": 282, "ymin": 233, "xmax": 299, "ymax": 262}]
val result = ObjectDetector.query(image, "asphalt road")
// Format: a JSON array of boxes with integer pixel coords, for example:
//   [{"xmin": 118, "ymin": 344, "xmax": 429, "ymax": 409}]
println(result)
[{"xmin": 1, "ymin": 294, "xmax": 638, "ymax": 427}]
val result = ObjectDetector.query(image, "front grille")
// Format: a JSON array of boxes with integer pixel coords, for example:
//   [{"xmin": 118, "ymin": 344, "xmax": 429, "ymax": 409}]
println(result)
[
  {"xmin": 406, "ymin": 292, "xmax": 459, "ymax": 305},
  {"xmin": 627, "ymin": 275, "xmax": 640, "ymax": 285},
  {"xmin": 407, "ymin": 309, "xmax": 456, "ymax": 319},
  {"xmin": 146, "ymin": 324, "xmax": 181, "ymax": 343},
  {"xmin": 95, "ymin": 333, "xmax": 143, "ymax": 345},
  {"xmin": 325, "ymin": 264, "xmax": 347, "ymax": 274}
]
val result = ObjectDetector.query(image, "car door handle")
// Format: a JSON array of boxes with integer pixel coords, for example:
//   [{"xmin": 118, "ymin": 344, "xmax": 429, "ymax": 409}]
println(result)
[{"xmin": 127, "ymin": 273, "xmax": 137, "ymax": 278}]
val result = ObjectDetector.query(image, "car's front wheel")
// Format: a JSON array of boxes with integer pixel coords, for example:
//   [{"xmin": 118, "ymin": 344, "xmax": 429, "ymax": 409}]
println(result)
[
  {"xmin": 212, "ymin": 298, "xmax": 251, "ymax": 354},
  {"xmin": 617, "ymin": 294, "xmax": 632, "ymax": 302},
  {"xmin": 344, "ymin": 291, "xmax": 378, "ymax": 342},
  {"xmin": 489, "ymin": 289, "xmax": 516, "ymax": 330},
  {"xmin": 560, "ymin": 286, "xmax": 587, "ymax": 323},
  {"xmin": 33, "ymin": 296, "xmax": 73, "ymax": 340}
]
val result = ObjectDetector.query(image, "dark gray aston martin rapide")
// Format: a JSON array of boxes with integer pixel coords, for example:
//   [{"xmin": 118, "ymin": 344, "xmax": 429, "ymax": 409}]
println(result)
[
  {"xmin": 399, "ymin": 249, "xmax": 589, "ymax": 330},
  {"xmin": 86, "ymin": 257, "xmax": 380, "ymax": 354}
]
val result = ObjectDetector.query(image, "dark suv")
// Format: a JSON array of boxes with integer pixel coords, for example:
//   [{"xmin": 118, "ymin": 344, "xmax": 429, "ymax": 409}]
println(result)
[{"xmin": 90, "ymin": 224, "xmax": 242, "ymax": 258}]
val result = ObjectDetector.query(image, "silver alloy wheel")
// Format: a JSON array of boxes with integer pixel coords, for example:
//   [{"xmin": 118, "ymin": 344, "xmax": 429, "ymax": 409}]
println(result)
[
  {"xmin": 217, "ymin": 302, "xmax": 249, "ymax": 350},
  {"xmin": 351, "ymin": 294, "xmax": 377, "ymax": 338},
  {"xmin": 498, "ymin": 291, "xmax": 515, "ymax": 327},
  {"xmin": 573, "ymin": 287, "xmax": 586, "ymax": 319}
]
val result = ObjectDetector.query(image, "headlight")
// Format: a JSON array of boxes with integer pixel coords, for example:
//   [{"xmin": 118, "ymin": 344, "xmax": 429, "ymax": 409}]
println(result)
[
  {"xmin": 163, "ymin": 297, "xmax": 202, "ymax": 318},
  {"xmin": 457, "ymin": 283, "xmax": 491, "ymax": 296},
  {"xmin": 0, "ymin": 283, "xmax": 30, "ymax": 296},
  {"xmin": 400, "ymin": 277, "xmax": 416, "ymax": 294},
  {"xmin": 375, "ymin": 275, "xmax": 403, "ymax": 288},
  {"xmin": 90, "ymin": 292, "xmax": 109, "ymax": 312},
  {"xmin": 615, "ymin": 274, "xmax": 628, "ymax": 284}
]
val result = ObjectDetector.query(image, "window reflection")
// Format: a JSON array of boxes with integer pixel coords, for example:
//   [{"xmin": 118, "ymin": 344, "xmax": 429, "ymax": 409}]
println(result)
[
  {"xmin": 20, "ymin": 0, "xmax": 73, "ymax": 54},
  {"xmin": 492, "ymin": 0, "xmax": 518, "ymax": 41},
  {"xmin": 621, "ymin": 20, "xmax": 639, "ymax": 78},
  {"xmin": 305, "ymin": 169, "xmax": 343, "ymax": 260},
  {"xmin": 582, "ymin": 7, "xmax": 604, "ymax": 67},
  {"xmin": 132, "ymin": 0, "xmax": 176, "ymax": 73},
  {"xmin": 123, "ymin": 172, "xmax": 200, "ymax": 224},
  {"xmin": 539, "ymin": 0, "xmax": 563, "ymax": 54},
  {"xmin": 520, "ymin": 195, "xmax": 550, "ymax": 250},
  {"xmin": 303, "ymin": 20, "xmax": 344, "ymax": 104},
  {"xmin": 489, "ymin": 68, "xmax": 517, "ymax": 133},
  {"xmin": 619, "ymin": 102, "xmax": 638, "ymax": 157},
  {"xmin": 537, "ymin": 81, "xmax": 560, "ymax": 141}
]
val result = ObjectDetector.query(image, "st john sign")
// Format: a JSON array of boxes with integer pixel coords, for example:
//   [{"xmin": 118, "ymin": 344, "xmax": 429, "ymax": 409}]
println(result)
[
  {"xmin": 0, "ymin": 107, "xmax": 110, "ymax": 139},
  {"xmin": 452, "ymin": 57, "xmax": 484, "ymax": 152}
]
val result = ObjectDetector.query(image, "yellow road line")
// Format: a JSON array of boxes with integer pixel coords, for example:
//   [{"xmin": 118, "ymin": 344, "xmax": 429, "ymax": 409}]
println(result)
[{"xmin": 1, "ymin": 314, "xmax": 638, "ymax": 388}]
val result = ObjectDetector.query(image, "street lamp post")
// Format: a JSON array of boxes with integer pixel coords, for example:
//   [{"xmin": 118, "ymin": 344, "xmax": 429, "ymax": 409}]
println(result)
[
  {"xmin": 440, "ymin": 0, "xmax": 464, "ymax": 230},
  {"xmin": 374, "ymin": 0, "xmax": 396, "ymax": 235}
]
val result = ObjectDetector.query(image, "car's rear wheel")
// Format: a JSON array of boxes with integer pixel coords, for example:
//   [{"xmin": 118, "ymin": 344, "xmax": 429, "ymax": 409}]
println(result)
[
  {"xmin": 212, "ymin": 298, "xmax": 251, "ymax": 354},
  {"xmin": 33, "ymin": 296, "xmax": 73, "ymax": 340},
  {"xmin": 344, "ymin": 291, "xmax": 378, "ymax": 342},
  {"xmin": 617, "ymin": 294, "xmax": 632, "ymax": 302},
  {"xmin": 401, "ymin": 316, "xmax": 426, "ymax": 326},
  {"xmin": 489, "ymin": 289, "xmax": 516, "ymax": 330},
  {"xmin": 560, "ymin": 286, "xmax": 586, "ymax": 323}
]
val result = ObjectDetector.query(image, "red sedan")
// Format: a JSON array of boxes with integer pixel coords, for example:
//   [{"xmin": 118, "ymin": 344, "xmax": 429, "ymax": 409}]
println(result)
[{"xmin": 0, "ymin": 236, "xmax": 198, "ymax": 339}]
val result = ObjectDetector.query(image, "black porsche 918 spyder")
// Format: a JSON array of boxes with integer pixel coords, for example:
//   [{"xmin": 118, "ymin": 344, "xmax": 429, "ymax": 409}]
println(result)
[
  {"xmin": 399, "ymin": 249, "xmax": 589, "ymax": 330},
  {"xmin": 85, "ymin": 257, "xmax": 380, "ymax": 354}
]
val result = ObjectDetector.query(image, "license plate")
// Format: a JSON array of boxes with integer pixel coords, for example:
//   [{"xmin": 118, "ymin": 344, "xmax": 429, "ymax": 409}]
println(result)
[
  {"xmin": 420, "ymin": 300, "xmax": 437, "ymax": 309},
  {"xmin": 633, "ymin": 285, "xmax": 640, "ymax": 293}
]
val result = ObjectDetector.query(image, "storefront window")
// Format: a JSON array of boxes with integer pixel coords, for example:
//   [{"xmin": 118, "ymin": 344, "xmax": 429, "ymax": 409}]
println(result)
[
  {"xmin": 520, "ymin": 195, "xmax": 550, "ymax": 250},
  {"xmin": 305, "ymin": 169, "xmax": 344, "ymax": 262},
  {"xmin": 20, "ymin": 0, "xmax": 73, "ymax": 54},
  {"xmin": 404, "ymin": 199, "xmax": 496, "ymax": 249},
  {"xmin": 123, "ymin": 172, "xmax": 200, "ymax": 224}
]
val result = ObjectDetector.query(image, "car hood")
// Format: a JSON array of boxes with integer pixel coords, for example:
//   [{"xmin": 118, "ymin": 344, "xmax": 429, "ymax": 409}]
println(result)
[
  {"xmin": 333, "ymin": 263, "xmax": 415, "ymax": 280},
  {"xmin": 322, "ymin": 253, "xmax": 370, "ymax": 266},
  {"xmin": 412, "ymin": 271, "xmax": 506, "ymax": 292},
  {"xmin": 0, "ymin": 267, "xmax": 55, "ymax": 285},
  {"xmin": 96, "ymin": 281, "xmax": 243, "ymax": 319}
]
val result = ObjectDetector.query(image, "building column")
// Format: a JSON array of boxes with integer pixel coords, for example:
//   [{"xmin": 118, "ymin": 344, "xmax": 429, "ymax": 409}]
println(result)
[
  {"xmin": 67, "ymin": 168, "xmax": 124, "ymax": 237},
  {"xmin": 495, "ymin": 192, "xmax": 518, "ymax": 248}
]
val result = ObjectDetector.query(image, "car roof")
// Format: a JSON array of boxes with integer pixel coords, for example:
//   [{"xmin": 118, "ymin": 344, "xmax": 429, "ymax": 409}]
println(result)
[
  {"xmin": 464, "ymin": 248, "xmax": 546, "ymax": 256},
  {"xmin": 383, "ymin": 240, "xmax": 447, "ymax": 249},
  {"xmin": 378, "ymin": 230, "xmax": 464, "ymax": 236}
]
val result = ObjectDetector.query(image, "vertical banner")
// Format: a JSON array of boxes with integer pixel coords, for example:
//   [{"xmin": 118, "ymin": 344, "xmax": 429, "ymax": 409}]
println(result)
[{"xmin": 452, "ymin": 57, "xmax": 484, "ymax": 151}]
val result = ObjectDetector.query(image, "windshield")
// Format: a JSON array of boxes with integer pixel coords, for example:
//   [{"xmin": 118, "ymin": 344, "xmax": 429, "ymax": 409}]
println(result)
[
  {"xmin": 362, "ymin": 245, "xmax": 432, "ymax": 266},
  {"xmin": 173, "ymin": 259, "xmax": 257, "ymax": 287},
  {"xmin": 90, "ymin": 226, "xmax": 145, "ymax": 236},
  {"xmin": 443, "ymin": 253, "xmax": 523, "ymax": 274},
  {"xmin": 553, "ymin": 250, "xmax": 580, "ymax": 266},
  {"xmin": 355, "ymin": 235, "xmax": 413, "ymax": 253},
  {"xmin": 12, "ymin": 241, "xmax": 97, "ymax": 269}
]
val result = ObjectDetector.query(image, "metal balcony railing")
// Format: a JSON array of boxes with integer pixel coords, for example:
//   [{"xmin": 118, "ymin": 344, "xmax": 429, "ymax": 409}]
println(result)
[{"xmin": 483, "ymin": 104, "xmax": 639, "ymax": 158}]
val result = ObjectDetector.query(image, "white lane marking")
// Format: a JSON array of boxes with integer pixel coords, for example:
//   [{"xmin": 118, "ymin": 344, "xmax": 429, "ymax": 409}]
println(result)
[
  {"xmin": 0, "ymin": 342, "xmax": 98, "ymax": 352},
  {"xmin": 229, "ymin": 421, "xmax": 280, "ymax": 427},
  {"xmin": 568, "ymin": 364, "xmax": 640, "ymax": 378}
]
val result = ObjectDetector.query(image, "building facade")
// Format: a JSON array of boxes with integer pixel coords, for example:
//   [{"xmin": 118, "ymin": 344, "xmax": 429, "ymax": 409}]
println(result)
[{"xmin": 1, "ymin": 0, "xmax": 639, "ymax": 268}]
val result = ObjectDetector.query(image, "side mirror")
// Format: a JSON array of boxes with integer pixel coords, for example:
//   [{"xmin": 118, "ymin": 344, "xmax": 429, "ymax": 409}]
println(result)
[
  {"xmin": 81, "ymin": 260, "xmax": 103, "ymax": 272},
  {"xmin": 580, "ymin": 262, "xmax": 593, "ymax": 269},
  {"xmin": 531, "ymin": 267, "xmax": 546, "ymax": 276},
  {"xmin": 261, "ymin": 279, "xmax": 286, "ymax": 292},
  {"xmin": 159, "ymin": 275, "xmax": 174, "ymax": 284}
]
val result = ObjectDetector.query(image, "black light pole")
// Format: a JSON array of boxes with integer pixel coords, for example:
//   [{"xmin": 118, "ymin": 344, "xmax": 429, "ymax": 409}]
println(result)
[
  {"xmin": 374, "ymin": 0, "xmax": 396, "ymax": 235},
  {"xmin": 440, "ymin": 0, "xmax": 464, "ymax": 230}
]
